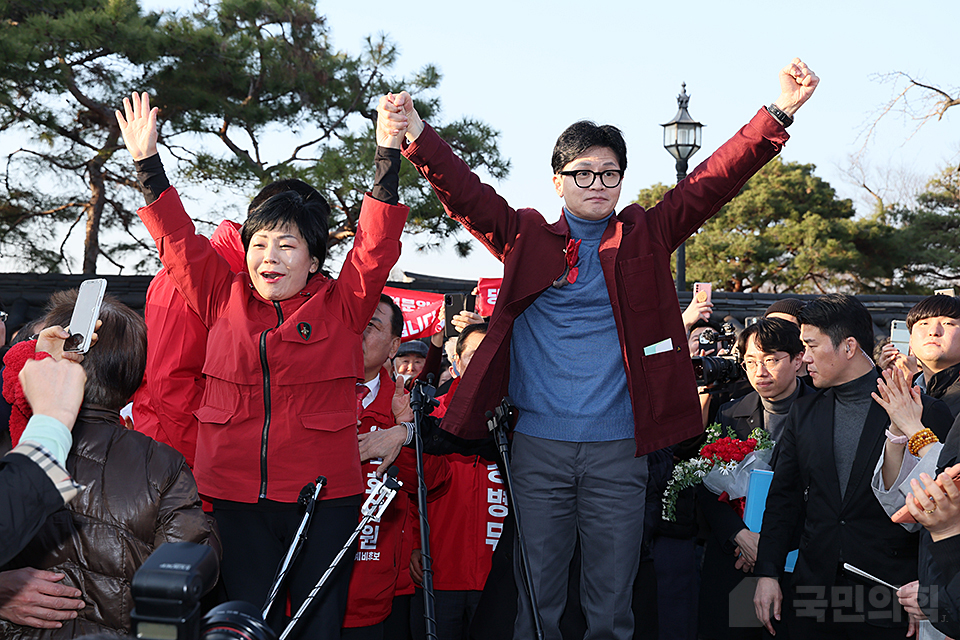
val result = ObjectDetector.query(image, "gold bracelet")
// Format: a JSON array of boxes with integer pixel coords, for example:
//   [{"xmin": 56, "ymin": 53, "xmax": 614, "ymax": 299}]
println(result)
[{"xmin": 908, "ymin": 428, "xmax": 939, "ymax": 457}]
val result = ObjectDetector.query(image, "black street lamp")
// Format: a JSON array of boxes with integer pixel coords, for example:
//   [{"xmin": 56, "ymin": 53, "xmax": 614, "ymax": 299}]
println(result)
[{"xmin": 662, "ymin": 83, "xmax": 703, "ymax": 292}]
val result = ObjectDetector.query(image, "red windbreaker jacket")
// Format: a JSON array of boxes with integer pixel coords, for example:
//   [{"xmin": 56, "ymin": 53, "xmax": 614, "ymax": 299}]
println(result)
[
  {"xmin": 343, "ymin": 367, "xmax": 450, "ymax": 627},
  {"xmin": 137, "ymin": 188, "xmax": 408, "ymax": 503}
]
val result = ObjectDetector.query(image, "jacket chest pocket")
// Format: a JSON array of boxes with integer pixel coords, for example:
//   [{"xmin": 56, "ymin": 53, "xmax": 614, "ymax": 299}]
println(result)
[
  {"xmin": 270, "ymin": 319, "xmax": 362, "ymax": 386},
  {"xmin": 194, "ymin": 376, "xmax": 240, "ymax": 425},
  {"xmin": 618, "ymin": 254, "xmax": 658, "ymax": 312}
]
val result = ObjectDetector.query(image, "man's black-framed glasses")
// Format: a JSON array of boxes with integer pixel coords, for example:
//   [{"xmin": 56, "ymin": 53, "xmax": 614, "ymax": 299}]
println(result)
[{"xmin": 557, "ymin": 169, "xmax": 624, "ymax": 189}]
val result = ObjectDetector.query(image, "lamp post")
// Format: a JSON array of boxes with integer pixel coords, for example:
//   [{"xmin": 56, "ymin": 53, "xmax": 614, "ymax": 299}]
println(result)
[{"xmin": 662, "ymin": 83, "xmax": 703, "ymax": 292}]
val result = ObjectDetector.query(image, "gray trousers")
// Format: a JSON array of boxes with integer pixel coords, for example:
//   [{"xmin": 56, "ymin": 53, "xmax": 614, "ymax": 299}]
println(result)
[{"xmin": 511, "ymin": 433, "xmax": 648, "ymax": 640}]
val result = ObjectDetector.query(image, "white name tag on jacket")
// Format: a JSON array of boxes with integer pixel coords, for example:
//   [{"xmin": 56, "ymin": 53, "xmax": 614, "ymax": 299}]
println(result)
[{"xmin": 643, "ymin": 337, "xmax": 673, "ymax": 356}]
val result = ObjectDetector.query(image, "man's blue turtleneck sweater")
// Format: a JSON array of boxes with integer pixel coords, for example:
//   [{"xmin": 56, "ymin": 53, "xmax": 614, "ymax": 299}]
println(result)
[{"xmin": 509, "ymin": 210, "xmax": 635, "ymax": 442}]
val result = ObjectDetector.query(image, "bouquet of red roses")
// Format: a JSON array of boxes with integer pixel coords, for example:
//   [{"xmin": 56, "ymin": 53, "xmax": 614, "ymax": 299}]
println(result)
[{"xmin": 662, "ymin": 424, "xmax": 774, "ymax": 521}]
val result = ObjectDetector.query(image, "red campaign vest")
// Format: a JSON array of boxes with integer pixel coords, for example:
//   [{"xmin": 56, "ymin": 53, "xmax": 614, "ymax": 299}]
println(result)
[
  {"xmin": 343, "ymin": 369, "xmax": 450, "ymax": 627},
  {"xmin": 426, "ymin": 453, "xmax": 507, "ymax": 592}
]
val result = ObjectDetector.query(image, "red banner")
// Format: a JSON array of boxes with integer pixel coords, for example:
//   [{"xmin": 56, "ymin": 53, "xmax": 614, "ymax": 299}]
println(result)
[
  {"xmin": 383, "ymin": 286, "xmax": 443, "ymax": 341},
  {"xmin": 475, "ymin": 278, "xmax": 502, "ymax": 317}
]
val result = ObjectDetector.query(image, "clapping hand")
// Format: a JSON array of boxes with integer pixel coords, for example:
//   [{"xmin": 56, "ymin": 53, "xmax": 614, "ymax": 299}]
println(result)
[
  {"xmin": 905, "ymin": 465, "xmax": 960, "ymax": 542},
  {"xmin": 871, "ymin": 367, "xmax": 924, "ymax": 439}
]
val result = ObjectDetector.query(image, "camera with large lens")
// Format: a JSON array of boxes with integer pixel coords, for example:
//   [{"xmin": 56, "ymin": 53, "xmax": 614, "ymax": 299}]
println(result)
[
  {"xmin": 691, "ymin": 322, "xmax": 743, "ymax": 387},
  {"xmin": 132, "ymin": 542, "xmax": 276, "ymax": 640},
  {"xmin": 697, "ymin": 322, "xmax": 738, "ymax": 354},
  {"xmin": 691, "ymin": 354, "xmax": 744, "ymax": 387}
]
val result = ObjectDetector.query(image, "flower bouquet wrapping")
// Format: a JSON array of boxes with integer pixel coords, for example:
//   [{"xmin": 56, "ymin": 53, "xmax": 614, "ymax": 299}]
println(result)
[{"xmin": 662, "ymin": 423, "xmax": 774, "ymax": 521}]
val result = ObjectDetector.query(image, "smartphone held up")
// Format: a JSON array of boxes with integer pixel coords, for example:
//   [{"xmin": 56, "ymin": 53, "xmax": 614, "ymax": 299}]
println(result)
[{"xmin": 64, "ymin": 278, "xmax": 107, "ymax": 354}]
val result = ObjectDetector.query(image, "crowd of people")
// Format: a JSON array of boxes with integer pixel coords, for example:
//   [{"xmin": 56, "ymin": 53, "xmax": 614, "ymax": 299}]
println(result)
[{"xmin": 6, "ymin": 53, "xmax": 959, "ymax": 640}]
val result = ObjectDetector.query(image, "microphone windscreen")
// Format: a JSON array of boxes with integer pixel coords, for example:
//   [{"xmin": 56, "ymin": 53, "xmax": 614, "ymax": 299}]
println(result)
[
  {"xmin": 298, "ymin": 483, "xmax": 315, "ymax": 507},
  {"xmin": 387, "ymin": 466, "xmax": 399, "ymax": 478}
]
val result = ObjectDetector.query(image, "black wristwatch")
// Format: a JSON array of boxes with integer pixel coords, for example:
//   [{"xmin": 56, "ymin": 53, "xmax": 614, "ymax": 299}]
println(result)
[{"xmin": 766, "ymin": 104, "xmax": 794, "ymax": 128}]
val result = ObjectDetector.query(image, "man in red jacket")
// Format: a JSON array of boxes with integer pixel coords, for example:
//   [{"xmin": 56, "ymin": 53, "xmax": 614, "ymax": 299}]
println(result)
[
  {"xmin": 344, "ymin": 295, "xmax": 450, "ymax": 639},
  {"xmin": 378, "ymin": 60, "xmax": 819, "ymax": 639}
]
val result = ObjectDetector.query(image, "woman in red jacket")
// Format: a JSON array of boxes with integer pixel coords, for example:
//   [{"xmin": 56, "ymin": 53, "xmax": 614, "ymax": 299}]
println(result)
[{"xmin": 117, "ymin": 92, "xmax": 410, "ymax": 640}]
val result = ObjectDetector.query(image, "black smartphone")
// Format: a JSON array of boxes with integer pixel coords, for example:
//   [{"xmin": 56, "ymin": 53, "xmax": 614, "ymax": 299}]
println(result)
[
  {"xmin": 64, "ymin": 278, "xmax": 107, "ymax": 353},
  {"xmin": 443, "ymin": 292, "xmax": 476, "ymax": 339}
]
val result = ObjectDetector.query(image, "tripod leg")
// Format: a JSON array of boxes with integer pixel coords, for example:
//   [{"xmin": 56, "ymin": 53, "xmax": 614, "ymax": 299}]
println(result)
[{"xmin": 281, "ymin": 503, "xmax": 359, "ymax": 640}]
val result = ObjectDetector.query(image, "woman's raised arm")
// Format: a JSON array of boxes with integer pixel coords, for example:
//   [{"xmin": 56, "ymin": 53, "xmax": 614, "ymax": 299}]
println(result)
[{"xmin": 115, "ymin": 92, "xmax": 159, "ymax": 161}]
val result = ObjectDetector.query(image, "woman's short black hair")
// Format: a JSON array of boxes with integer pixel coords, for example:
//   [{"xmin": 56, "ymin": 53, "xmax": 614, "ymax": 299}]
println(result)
[
  {"xmin": 906, "ymin": 294, "xmax": 960, "ymax": 331},
  {"xmin": 43, "ymin": 290, "xmax": 147, "ymax": 412},
  {"xmin": 240, "ymin": 190, "xmax": 330, "ymax": 272},
  {"xmin": 551, "ymin": 121, "xmax": 627, "ymax": 174}
]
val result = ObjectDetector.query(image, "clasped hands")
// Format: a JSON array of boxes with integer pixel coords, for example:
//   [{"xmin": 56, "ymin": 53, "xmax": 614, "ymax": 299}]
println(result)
[{"xmin": 376, "ymin": 91, "xmax": 424, "ymax": 147}]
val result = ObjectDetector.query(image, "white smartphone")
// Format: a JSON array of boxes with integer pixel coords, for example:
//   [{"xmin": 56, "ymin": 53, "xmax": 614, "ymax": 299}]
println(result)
[
  {"xmin": 64, "ymin": 279, "xmax": 107, "ymax": 354},
  {"xmin": 890, "ymin": 319, "xmax": 910, "ymax": 356}
]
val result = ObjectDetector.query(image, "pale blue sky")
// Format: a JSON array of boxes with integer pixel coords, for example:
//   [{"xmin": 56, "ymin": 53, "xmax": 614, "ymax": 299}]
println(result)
[{"xmin": 145, "ymin": 0, "xmax": 960, "ymax": 281}]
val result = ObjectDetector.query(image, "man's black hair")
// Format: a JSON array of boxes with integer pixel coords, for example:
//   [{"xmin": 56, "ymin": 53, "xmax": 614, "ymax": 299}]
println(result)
[
  {"xmin": 798, "ymin": 293, "xmax": 875, "ymax": 353},
  {"xmin": 551, "ymin": 121, "xmax": 627, "ymax": 174},
  {"xmin": 456, "ymin": 322, "xmax": 489, "ymax": 357},
  {"xmin": 44, "ymin": 290, "xmax": 147, "ymax": 412},
  {"xmin": 379, "ymin": 293, "xmax": 404, "ymax": 339},
  {"xmin": 736, "ymin": 317, "xmax": 804, "ymax": 359},
  {"xmin": 240, "ymin": 190, "xmax": 329, "ymax": 273},
  {"xmin": 906, "ymin": 294, "xmax": 960, "ymax": 331}
]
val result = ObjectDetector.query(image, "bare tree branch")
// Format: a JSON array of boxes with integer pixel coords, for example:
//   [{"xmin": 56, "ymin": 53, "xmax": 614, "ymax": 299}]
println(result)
[{"xmin": 860, "ymin": 72, "xmax": 959, "ymax": 155}]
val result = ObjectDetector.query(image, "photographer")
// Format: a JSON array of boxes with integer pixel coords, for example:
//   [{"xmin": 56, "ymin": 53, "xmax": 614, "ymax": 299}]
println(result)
[
  {"xmin": 698, "ymin": 317, "xmax": 811, "ymax": 640},
  {"xmin": 0, "ymin": 356, "xmax": 85, "ymax": 567}
]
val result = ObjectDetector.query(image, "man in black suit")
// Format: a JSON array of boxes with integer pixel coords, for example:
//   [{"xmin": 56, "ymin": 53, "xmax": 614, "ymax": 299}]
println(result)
[
  {"xmin": 753, "ymin": 294, "xmax": 954, "ymax": 638},
  {"xmin": 699, "ymin": 317, "xmax": 812, "ymax": 639}
]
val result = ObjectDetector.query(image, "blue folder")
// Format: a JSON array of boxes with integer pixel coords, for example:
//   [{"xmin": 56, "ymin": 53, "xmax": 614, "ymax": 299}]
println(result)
[{"xmin": 744, "ymin": 469, "xmax": 797, "ymax": 573}]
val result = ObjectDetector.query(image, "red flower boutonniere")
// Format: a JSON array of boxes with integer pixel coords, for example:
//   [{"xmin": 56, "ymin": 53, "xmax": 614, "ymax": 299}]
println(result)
[{"xmin": 552, "ymin": 238, "xmax": 582, "ymax": 288}]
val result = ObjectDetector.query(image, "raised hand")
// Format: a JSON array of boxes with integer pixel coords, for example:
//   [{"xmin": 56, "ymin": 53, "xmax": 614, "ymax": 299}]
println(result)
[
  {"xmin": 115, "ymin": 91, "xmax": 159, "ymax": 161},
  {"xmin": 773, "ymin": 58, "xmax": 819, "ymax": 116},
  {"xmin": 377, "ymin": 91, "xmax": 424, "ymax": 144},
  {"xmin": 376, "ymin": 92, "xmax": 409, "ymax": 149},
  {"xmin": 392, "ymin": 374, "xmax": 413, "ymax": 423},
  {"xmin": 35, "ymin": 322, "xmax": 100, "ymax": 365},
  {"xmin": 20, "ymin": 357, "xmax": 86, "ymax": 432},
  {"xmin": 682, "ymin": 298, "xmax": 713, "ymax": 335},
  {"xmin": 871, "ymin": 367, "xmax": 924, "ymax": 438}
]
